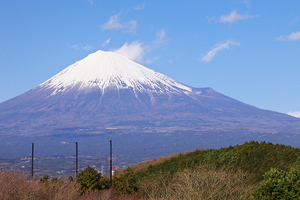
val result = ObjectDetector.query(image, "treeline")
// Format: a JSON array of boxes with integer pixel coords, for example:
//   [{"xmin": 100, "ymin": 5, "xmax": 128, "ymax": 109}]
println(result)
[{"xmin": 1, "ymin": 141, "xmax": 300, "ymax": 199}]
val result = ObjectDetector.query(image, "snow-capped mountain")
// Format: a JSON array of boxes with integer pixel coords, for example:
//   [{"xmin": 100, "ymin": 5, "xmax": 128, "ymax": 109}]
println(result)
[
  {"xmin": 39, "ymin": 50, "xmax": 192, "ymax": 95},
  {"xmin": 0, "ymin": 50, "xmax": 300, "ymax": 149}
]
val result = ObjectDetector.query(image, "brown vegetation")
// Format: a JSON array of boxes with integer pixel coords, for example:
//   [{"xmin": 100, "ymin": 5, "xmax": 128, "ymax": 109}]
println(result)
[
  {"xmin": 0, "ymin": 168, "xmax": 255, "ymax": 200},
  {"xmin": 139, "ymin": 165, "xmax": 256, "ymax": 200},
  {"xmin": 0, "ymin": 170, "xmax": 79, "ymax": 200},
  {"xmin": 0, "ymin": 170, "xmax": 141, "ymax": 200}
]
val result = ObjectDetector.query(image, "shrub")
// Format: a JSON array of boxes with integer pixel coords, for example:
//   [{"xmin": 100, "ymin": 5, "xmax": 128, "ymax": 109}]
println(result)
[
  {"xmin": 252, "ymin": 168, "xmax": 300, "ymax": 200},
  {"xmin": 76, "ymin": 166, "xmax": 109, "ymax": 194},
  {"xmin": 112, "ymin": 171, "xmax": 139, "ymax": 195}
]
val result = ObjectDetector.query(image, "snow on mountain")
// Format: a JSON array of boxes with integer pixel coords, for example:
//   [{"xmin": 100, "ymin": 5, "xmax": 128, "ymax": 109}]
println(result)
[
  {"xmin": 1, "ymin": 48, "xmax": 300, "ymax": 141},
  {"xmin": 287, "ymin": 111, "xmax": 300, "ymax": 118},
  {"xmin": 39, "ymin": 50, "xmax": 192, "ymax": 96},
  {"xmin": 1, "ymin": 49, "xmax": 300, "ymax": 168}
]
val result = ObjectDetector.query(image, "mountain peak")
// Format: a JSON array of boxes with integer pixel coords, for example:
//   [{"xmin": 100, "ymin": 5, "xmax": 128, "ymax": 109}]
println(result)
[
  {"xmin": 1, "ymin": 49, "xmax": 300, "ymax": 148},
  {"xmin": 39, "ymin": 50, "xmax": 191, "ymax": 95}
]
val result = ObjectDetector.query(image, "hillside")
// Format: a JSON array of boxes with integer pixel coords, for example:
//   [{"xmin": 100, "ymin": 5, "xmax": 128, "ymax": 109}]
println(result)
[
  {"xmin": 125, "ymin": 141, "xmax": 300, "ymax": 182},
  {"xmin": 112, "ymin": 141, "xmax": 300, "ymax": 198}
]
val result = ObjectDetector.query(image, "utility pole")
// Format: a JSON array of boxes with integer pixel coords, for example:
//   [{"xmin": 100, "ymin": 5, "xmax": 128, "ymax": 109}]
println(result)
[
  {"xmin": 75, "ymin": 142, "xmax": 78, "ymax": 177},
  {"xmin": 109, "ymin": 139, "xmax": 112, "ymax": 187},
  {"xmin": 31, "ymin": 143, "xmax": 34, "ymax": 180}
]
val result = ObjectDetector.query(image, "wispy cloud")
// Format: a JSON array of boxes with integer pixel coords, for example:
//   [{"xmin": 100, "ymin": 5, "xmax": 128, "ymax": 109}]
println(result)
[
  {"xmin": 154, "ymin": 29, "xmax": 169, "ymax": 47},
  {"xmin": 201, "ymin": 40, "xmax": 240, "ymax": 63},
  {"xmin": 83, "ymin": 45, "xmax": 92, "ymax": 51},
  {"xmin": 101, "ymin": 14, "xmax": 124, "ymax": 30},
  {"xmin": 68, "ymin": 44, "xmax": 92, "ymax": 51},
  {"xmin": 287, "ymin": 111, "xmax": 300, "ymax": 118},
  {"xmin": 125, "ymin": 20, "xmax": 138, "ymax": 34},
  {"xmin": 102, "ymin": 38, "xmax": 112, "ymax": 47},
  {"xmin": 70, "ymin": 45, "xmax": 79, "ymax": 50},
  {"xmin": 244, "ymin": 0, "xmax": 251, "ymax": 9},
  {"xmin": 101, "ymin": 14, "xmax": 138, "ymax": 34},
  {"xmin": 111, "ymin": 28, "xmax": 171, "ymax": 63},
  {"xmin": 133, "ymin": 3, "xmax": 145, "ymax": 10},
  {"xmin": 276, "ymin": 31, "xmax": 300, "ymax": 41},
  {"xmin": 220, "ymin": 10, "xmax": 258, "ymax": 23},
  {"xmin": 113, "ymin": 41, "xmax": 147, "ymax": 63}
]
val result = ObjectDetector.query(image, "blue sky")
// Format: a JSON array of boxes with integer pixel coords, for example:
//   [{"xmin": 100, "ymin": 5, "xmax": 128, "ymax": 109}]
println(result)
[{"xmin": 0, "ymin": 0, "xmax": 300, "ymax": 116}]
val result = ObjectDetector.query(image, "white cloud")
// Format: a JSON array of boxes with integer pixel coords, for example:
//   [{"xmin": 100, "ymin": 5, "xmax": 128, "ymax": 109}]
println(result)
[
  {"xmin": 113, "ymin": 41, "xmax": 147, "ymax": 63},
  {"xmin": 276, "ymin": 31, "xmax": 300, "ymax": 41},
  {"xmin": 154, "ymin": 29, "xmax": 169, "ymax": 47},
  {"xmin": 220, "ymin": 10, "xmax": 258, "ymax": 23},
  {"xmin": 102, "ymin": 38, "xmax": 112, "ymax": 47},
  {"xmin": 101, "ymin": 14, "xmax": 138, "ymax": 34},
  {"xmin": 83, "ymin": 45, "xmax": 92, "ymax": 51},
  {"xmin": 101, "ymin": 14, "xmax": 124, "ymax": 30},
  {"xmin": 201, "ymin": 40, "xmax": 240, "ymax": 63},
  {"xmin": 290, "ymin": 32, "xmax": 300, "ymax": 40},
  {"xmin": 287, "ymin": 111, "xmax": 300, "ymax": 118}
]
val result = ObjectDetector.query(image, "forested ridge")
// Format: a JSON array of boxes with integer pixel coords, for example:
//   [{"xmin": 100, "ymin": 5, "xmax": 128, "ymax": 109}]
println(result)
[
  {"xmin": 130, "ymin": 141, "xmax": 300, "ymax": 181},
  {"xmin": 112, "ymin": 141, "xmax": 300, "ymax": 199}
]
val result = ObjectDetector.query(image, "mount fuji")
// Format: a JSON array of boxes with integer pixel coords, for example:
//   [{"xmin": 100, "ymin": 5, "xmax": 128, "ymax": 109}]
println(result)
[{"xmin": 1, "ymin": 50, "xmax": 300, "ymax": 163}]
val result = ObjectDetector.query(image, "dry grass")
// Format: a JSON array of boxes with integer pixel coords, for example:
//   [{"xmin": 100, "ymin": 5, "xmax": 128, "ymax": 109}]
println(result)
[
  {"xmin": 139, "ymin": 165, "xmax": 257, "ymax": 200},
  {"xmin": 0, "ymin": 170, "xmax": 143, "ymax": 200},
  {"xmin": 0, "ymin": 167, "xmax": 256, "ymax": 200},
  {"xmin": 0, "ymin": 170, "xmax": 80, "ymax": 200}
]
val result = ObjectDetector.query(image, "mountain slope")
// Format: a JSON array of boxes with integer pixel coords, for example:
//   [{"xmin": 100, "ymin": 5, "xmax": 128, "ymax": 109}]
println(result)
[{"xmin": 0, "ymin": 50, "xmax": 300, "ymax": 141}]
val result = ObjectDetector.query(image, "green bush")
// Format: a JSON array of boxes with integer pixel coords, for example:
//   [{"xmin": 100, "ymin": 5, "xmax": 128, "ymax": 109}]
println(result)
[
  {"xmin": 76, "ymin": 166, "xmax": 109, "ymax": 194},
  {"xmin": 252, "ymin": 168, "xmax": 300, "ymax": 200},
  {"xmin": 112, "ymin": 171, "xmax": 138, "ymax": 194}
]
